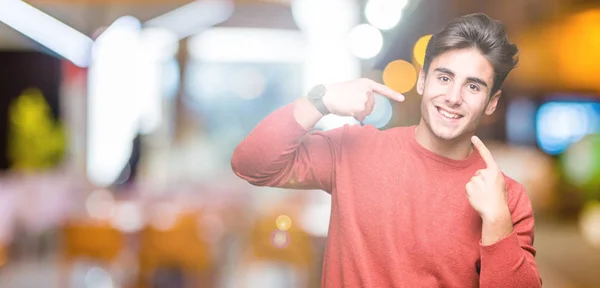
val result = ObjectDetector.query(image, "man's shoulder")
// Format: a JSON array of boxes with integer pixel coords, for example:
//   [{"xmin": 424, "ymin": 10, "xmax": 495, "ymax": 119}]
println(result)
[
  {"xmin": 503, "ymin": 174, "xmax": 525, "ymax": 192},
  {"xmin": 502, "ymin": 174, "xmax": 534, "ymax": 211}
]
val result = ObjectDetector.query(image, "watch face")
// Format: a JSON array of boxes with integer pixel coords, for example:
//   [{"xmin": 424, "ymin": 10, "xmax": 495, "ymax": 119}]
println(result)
[
  {"xmin": 307, "ymin": 84, "xmax": 330, "ymax": 115},
  {"xmin": 309, "ymin": 84, "xmax": 326, "ymax": 99}
]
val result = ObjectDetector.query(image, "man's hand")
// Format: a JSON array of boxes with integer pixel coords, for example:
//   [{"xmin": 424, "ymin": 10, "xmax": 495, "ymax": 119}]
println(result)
[
  {"xmin": 467, "ymin": 136, "xmax": 513, "ymax": 244},
  {"xmin": 322, "ymin": 78, "xmax": 405, "ymax": 122}
]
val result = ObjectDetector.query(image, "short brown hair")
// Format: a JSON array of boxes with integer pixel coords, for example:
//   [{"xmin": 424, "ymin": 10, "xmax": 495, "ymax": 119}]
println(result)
[{"xmin": 423, "ymin": 13, "xmax": 519, "ymax": 95}]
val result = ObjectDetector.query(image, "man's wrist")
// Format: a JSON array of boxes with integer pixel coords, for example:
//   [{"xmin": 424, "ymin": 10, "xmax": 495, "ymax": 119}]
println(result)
[
  {"xmin": 481, "ymin": 206, "xmax": 513, "ymax": 245},
  {"xmin": 480, "ymin": 204, "xmax": 511, "ymax": 223},
  {"xmin": 306, "ymin": 84, "xmax": 331, "ymax": 116}
]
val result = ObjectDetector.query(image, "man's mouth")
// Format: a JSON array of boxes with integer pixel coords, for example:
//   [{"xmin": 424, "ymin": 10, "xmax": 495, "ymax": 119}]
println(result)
[{"xmin": 436, "ymin": 106, "xmax": 463, "ymax": 119}]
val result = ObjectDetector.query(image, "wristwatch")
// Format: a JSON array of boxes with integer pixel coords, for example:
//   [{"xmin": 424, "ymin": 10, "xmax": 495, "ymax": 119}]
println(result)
[{"xmin": 306, "ymin": 84, "xmax": 330, "ymax": 116}]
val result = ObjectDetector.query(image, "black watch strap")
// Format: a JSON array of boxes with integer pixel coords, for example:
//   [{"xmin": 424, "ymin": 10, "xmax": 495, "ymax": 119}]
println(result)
[{"xmin": 307, "ymin": 84, "xmax": 330, "ymax": 116}]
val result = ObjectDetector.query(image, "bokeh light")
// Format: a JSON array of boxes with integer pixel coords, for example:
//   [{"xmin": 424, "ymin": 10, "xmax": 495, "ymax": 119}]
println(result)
[
  {"xmin": 413, "ymin": 34, "xmax": 432, "ymax": 67},
  {"xmin": 536, "ymin": 101, "xmax": 600, "ymax": 155},
  {"xmin": 291, "ymin": 0, "xmax": 359, "ymax": 33},
  {"xmin": 363, "ymin": 94, "xmax": 393, "ymax": 128},
  {"xmin": 364, "ymin": 0, "xmax": 407, "ymax": 30},
  {"xmin": 556, "ymin": 10, "xmax": 600, "ymax": 91},
  {"xmin": 275, "ymin": 215, "xmax": 292, "ymax": 231},
  {"xmin": 110, "ymin": 201, "xmax": 144, "ymax": 233},
  {"xmin": 580, "ymin": 201, "xmax": 600, "ymax": 248},
  {"xmin": 561, "ymin": 134, "xmax": 600, "ymax": 201},
  {"xmin": 270, "ymin": 230, "xmax": 290, "ymax": 249},
  {"xmin": 383, "ymin": 59, "xmax": 417, "ymax": 93},
  {"xmin": 84, "ymin": 266, "xmax": 114, "ymax": 288},
  {"xmin": 347, "ymin": 24, "xmax": 383, "ymax": 59},
  {"xmin": 149, "ymin": 203, "xmax": 179, "ymax": 231},
  {"xmin": 85, "ymin": 189, "xmax": 116, "ymax": 220},
  {"xmin": 512, "ymin": 9, "xmax": 600, "ymax": 92}
]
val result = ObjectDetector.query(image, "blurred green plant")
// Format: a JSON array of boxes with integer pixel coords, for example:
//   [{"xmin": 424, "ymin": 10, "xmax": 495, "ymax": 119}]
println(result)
[
  {"xmin": 560, "ymin": 134, "xmax": 600, "ymax": 202},
  {"xmin": 7, "ymin": 88, "xmax": 66, "ymax": 172}
]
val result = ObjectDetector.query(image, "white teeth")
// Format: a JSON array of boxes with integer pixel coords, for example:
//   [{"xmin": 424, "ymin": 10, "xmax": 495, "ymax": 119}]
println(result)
[{"xmin": 438, "ymin": 108, "xmax": 460, "ymax": 119}]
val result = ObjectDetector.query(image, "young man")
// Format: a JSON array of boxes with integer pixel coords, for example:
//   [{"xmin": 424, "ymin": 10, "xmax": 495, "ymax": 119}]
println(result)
[{"xmin": 231, "ymin": 13, "xmax": 542, "ymax": 287}]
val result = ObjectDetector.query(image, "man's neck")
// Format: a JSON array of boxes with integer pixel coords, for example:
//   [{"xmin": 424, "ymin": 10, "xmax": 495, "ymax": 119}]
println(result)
[{"xmin": 414, "ymin": 120, "xmax": 474, "ymax": 160}]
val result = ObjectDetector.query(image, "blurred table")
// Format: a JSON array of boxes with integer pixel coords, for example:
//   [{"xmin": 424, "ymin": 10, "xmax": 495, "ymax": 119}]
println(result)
[{"xmin": 535, "ymin": 218, "xmax": 600, "ymax": 288}]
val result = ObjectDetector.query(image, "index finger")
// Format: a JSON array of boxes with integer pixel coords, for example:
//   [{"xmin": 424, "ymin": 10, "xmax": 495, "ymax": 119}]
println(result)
[
  {"xmin": 363, "ymin": 79, "xmax": 405, "ymax": 102},
  {"xmin": 471, "ymin": 136, "xmax": 498, "ymax": 170}
]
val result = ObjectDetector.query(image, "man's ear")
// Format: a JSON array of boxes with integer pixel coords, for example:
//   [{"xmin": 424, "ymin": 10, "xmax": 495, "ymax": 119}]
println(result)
[
  {"xmin": 417, "ymin": 68, "xmax": 426, "ymax": 96},
  {"xmin": 485, "ymin": 90, "xmax": 502, "ymax": 115}
]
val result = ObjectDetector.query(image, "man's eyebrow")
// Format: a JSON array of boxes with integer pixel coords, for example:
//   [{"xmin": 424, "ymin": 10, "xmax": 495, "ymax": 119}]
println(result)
[
  {"xmin": 466, "ymin": 77, "xmax": 489, "ymax": 88},
  {"xmin": 433, "ymin": 67, "xmax": 454, "ymax": 76},
  {"xmin": 434, "ymin": 67, "xmax": 489, "ymax": 88}
]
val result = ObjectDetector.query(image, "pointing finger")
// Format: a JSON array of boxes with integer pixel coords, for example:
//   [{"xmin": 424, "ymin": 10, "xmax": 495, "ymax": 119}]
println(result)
[
  {"xmin": 471, "ymin": 136, "xmax": 498, "ymax": 170},
  {"xmin": 362, "ymin": 79, "xmax": 405, "ymax": 102}
]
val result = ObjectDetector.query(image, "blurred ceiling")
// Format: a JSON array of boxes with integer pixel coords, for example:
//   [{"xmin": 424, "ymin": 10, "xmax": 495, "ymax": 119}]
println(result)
[
  {"xmin": 3, "ymin": 0, "xmax": 600, "ymax": 95},
  {"xmin": 0, "ymin": 0, "xmax": 586, "ymax": 49},
  {"xmin": 0, "ymin": 2, "xmax": 186, "ymax": 49},
  {"xmin": 0, "ymin": 0, "xmax": 296, "ymax": 50},
  {"xmin": 0, "ymin": 0, "xmax": 570, "ymax": 50}
]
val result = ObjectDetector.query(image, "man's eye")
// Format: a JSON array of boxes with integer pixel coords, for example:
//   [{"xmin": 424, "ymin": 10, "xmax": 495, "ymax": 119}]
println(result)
[
  {"xmin": 468, "ymin": 84, "xmax": 479, "ymax": 91},
  {"xmin": 439, "ymin": 76, "xmax": 450, "ymax": 82}
]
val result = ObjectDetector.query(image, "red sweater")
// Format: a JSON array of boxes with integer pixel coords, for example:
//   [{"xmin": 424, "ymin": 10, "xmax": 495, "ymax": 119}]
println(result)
[{"xmin": 231, "ymin": 103, "xmax": 542, "ymax": 287}]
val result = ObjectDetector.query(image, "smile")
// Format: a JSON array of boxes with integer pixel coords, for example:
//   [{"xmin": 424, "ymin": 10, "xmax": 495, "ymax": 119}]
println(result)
[{"xmin": 436, "ymin": 106, "xmax": 463, "ymax": 120}]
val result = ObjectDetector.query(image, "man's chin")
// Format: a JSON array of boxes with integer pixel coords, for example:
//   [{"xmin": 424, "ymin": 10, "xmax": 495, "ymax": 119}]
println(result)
[{"xmin": 431, "ymin": 125, "xmax": 463, "ymax": 141}]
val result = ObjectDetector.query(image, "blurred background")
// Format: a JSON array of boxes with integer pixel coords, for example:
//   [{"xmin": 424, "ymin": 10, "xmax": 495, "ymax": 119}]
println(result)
[{"xmin": 0, "ymin": 0, "xmax": 599, "ymax": 287}]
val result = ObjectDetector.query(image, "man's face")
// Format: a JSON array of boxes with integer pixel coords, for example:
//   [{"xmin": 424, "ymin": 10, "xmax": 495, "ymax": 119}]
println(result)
[{"xmin": 417, "ymin": 48, "xmax": 500, "ymax": 141}]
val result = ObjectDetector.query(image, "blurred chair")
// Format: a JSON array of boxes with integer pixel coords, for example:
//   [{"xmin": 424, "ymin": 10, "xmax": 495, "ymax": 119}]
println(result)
[
  {"xmin": 60, "ymin": 220, "xmax": 125, "ymax": 287},
  {"xmin": 62, "ymin": 221, "xmax": 124, "ymax": 263},
  {"xmin": 238, "ymin": 210, "xmax": 316, "ymax": 288},
  {"xmin": 137, "ymin": 211, "xmax": 214, "ymax": 288}
]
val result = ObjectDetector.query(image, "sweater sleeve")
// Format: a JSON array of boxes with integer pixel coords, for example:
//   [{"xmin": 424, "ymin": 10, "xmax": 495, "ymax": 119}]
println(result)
[
  {"xmin": 479, "ymin": 181, "xmax": 542, "ymax": 288},
  {"xmin": 231, "ymin": 101, "xmax": 346, "ymax": 193}
]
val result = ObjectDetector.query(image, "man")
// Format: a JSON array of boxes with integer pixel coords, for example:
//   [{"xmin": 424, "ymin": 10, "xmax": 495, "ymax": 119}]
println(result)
[{"xmin": 231, "ymin": 13, "xmax": 542, "ymax": 287}]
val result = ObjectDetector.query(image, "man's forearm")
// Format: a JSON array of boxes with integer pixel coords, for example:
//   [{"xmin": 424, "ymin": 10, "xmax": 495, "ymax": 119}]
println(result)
[{"xmin": 481, "ymin": 207, "xmax": 513, "ymax": 245}]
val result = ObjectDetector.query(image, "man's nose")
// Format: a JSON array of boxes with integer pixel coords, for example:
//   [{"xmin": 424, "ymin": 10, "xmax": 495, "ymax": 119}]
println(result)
[{"xmin": 444, "ymin": 84, "xmax": 463, "ymax": 106}]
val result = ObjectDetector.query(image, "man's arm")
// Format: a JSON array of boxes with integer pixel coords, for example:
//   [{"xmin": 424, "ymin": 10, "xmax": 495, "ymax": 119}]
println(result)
[
  {"xmin": 478, "ymin": 182, "xmax": 542, "ymax": 288},
  {"xmin": 231, "ymin": 98, "xmax": 341, "ymax": 191},
  {"xmin": 231, "ymin": 79, "xmax": 404, "ymax": 191}
]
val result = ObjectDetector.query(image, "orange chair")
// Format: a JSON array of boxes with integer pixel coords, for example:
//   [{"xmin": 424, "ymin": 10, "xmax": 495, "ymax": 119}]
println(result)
[
  {"xmin": 60, "ymin": 220, "xmax": 125, "ymax": 287},
  {"xmin": 247, "ymin": 213, "xmax": 314, "ymax": 268},
  {"xmin": 61, "ymin": 220, "xmax": 124, "ymax": 263},
  {"xmin": 236, "ymin": 211, "xmax": 316, "ymax": 288},
  {"xmin": 137, "ymin": 212, "xmax": 214, "ymax": 288}
]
